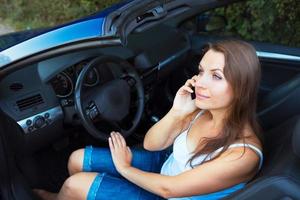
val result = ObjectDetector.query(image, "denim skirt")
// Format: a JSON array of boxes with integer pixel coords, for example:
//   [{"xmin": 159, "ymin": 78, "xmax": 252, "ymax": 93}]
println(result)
[{"xmin": 83, "ymin": 146, "xmax": 170, "ymax": 200}]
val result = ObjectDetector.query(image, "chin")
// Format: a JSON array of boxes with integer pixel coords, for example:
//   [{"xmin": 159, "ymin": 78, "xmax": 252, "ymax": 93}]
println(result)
[
  {"xmin": 195, "ymin": 101, "xmax": 211, "ymax": 110},
  {"xmin": 195, "ymin": 100, "xmax": 228, "ymax": 111}
]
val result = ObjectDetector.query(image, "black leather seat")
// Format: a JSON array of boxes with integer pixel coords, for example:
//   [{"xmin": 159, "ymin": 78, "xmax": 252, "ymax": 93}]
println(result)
[
  {"xmin": 226, "ymin": 115, "xmax": 300, "ymax": 199},
  {"xmin": 257, "ymin": 73, "xmax": 300, "ymax": 130}
]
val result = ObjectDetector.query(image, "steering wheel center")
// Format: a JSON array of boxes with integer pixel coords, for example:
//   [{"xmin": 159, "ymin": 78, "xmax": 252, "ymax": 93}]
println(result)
[{"xmin": 93, "ymin": 79, "xmax": 130, "ymax": 122}]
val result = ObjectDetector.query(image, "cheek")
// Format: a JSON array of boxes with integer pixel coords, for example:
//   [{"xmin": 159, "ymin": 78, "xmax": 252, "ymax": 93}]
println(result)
[{"xmin": 210, "ymin": 82, "xmax": 233, "ymax": 103}]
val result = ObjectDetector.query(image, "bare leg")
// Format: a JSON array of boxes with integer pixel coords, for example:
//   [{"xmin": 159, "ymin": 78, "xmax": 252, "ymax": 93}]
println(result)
[
  {"xmin": 68, "ymin": 148, "xmax": 85, "ymax": 176},
  {"xmin": 34, "ymin": 172, "xmax": 98, "ymax": 200}
]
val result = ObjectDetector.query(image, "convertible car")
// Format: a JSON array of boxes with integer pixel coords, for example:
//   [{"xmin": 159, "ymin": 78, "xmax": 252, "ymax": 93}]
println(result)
[{"xmin": 0, "ymin": 0, "xmax": 299, "ymax": 199}]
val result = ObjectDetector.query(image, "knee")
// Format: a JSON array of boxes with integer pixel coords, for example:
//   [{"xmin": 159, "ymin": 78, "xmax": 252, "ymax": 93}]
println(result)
[
  {"xmin": 68, "ymin": 148, "xmax": 84, "ymax": 176},
  {"xmin": 61, "ymin": 176, "xmax": 75, "ymax": 198},
  {"xmin": 61, "ymin": 173, "xmax": 84, "ymax": 199}
]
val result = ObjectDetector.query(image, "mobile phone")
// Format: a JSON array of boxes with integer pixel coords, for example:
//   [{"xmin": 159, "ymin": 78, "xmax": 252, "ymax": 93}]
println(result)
[{"xmin": 191, "ymin": 86, "xmax": 196, "ymax": 99}]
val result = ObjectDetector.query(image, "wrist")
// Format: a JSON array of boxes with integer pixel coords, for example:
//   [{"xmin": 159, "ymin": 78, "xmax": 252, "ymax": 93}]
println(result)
[{"xmin": 118, "ymin": 165, "xmax": 133, "ymax": 176}]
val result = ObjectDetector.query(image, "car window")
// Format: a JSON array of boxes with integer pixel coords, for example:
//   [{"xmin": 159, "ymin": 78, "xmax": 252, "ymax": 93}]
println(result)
[{"xmin": 182, "ymin": 1, "xmax": 299, "ymax": 48}]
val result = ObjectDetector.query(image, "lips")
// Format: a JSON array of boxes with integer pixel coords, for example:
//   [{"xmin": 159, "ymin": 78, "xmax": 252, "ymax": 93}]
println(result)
[{"xmin": 196, "ymin": 93, "xmax": 210, "ymax": 99}]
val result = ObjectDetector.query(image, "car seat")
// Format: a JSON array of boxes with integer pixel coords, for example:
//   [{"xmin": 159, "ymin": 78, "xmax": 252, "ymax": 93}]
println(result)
[
  {"xmin": 226, "ymin": 115, "xmax": 300, "ymax": 199},
  {"xmin": 257, "ymin": 73, "xmax": 300, "ymax": 130}
]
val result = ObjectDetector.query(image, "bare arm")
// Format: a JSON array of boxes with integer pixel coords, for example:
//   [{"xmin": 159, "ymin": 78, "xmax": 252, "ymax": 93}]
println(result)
[
  {"xmin": 143, "ymin": 108, "xmax": 187, "ymax": 151},
  {"xmin": 144, "ymin": 76, "xmax": 199, "ymax": 151},
  {"xmin": 118, "ymin": 147, "xmax": 260, "ymax": 199}
]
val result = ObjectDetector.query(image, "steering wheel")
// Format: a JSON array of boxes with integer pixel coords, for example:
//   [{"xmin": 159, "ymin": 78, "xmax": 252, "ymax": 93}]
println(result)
[{"xmin": 74, "ymin": 55, "xmax": 144, "ymax": 141}]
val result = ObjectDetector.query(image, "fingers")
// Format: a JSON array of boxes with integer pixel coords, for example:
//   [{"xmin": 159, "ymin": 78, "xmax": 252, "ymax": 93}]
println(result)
[
  {"xmin": 108, "ymin": 137, "xmax": 114, "ymax": 150},
  {"xmin": 110, "ymin": 132, "xmax": 119, "ymax": 148},
  {"xmin": 109, "ymin": 131, "xmax": 127, "ymax": 149},
  {"xmin": 176, "ymin": 75, "xmax": 198, "ymax": 97},
  {"xmin": 192, "ymin": 75, "xmax": 198, "ymax": 81},
  {"xmin": 185, "ymin": 75, "xmax": 197, "ymax": 87},
  {"xmin": 127, "ymin": 146, "xmax": 132, "ymax": 156},
  {"xmin": 117, "ymin": 132, "xmax": 127, "ymax": 147},
  {"xmin": 182, "ymin": 85, "xmax": 193, "ymax": 93},
  {"xmin": 114, "ymin": 132, "xmax": 126, "ymax": 147}
]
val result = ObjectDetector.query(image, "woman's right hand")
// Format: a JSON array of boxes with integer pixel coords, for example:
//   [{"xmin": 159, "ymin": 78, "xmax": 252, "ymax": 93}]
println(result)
[{"xmin": 171, "ymin": 75, "xmax": 198, "ymax": 118}]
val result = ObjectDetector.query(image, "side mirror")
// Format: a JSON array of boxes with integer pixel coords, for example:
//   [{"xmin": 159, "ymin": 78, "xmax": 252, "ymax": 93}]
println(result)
[{"xmin": 196, "ymin": 14, "xmax": 226, "ymax": 32}]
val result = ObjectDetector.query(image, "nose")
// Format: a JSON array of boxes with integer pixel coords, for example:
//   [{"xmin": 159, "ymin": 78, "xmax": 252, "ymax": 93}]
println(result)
[{"xmin": 195, "ymin": 74, "xmax": 208, "ymax": 89}]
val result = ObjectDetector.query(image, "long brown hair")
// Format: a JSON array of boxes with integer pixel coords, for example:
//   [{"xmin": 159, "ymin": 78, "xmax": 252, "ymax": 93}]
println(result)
[{"xmin": 188, "ymin": 40, "xmax": 263, "ymax": 167}]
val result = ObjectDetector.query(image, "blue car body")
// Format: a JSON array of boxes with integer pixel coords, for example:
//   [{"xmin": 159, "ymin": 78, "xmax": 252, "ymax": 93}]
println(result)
[{"xmin": 0, "ymin": 0, "xmax": 132, "ymax": 68}]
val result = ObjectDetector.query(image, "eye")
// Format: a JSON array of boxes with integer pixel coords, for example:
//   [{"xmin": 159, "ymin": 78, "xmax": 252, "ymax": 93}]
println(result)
[{"xmin": 213, "ymin": 73, "xmax": 222, "ymax": 80}]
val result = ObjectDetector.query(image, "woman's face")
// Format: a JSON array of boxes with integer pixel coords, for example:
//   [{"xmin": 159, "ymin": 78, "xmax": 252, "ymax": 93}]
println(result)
[{"xmin": 194, "ymin": 49, "xmax": 234, "ymax": 111}]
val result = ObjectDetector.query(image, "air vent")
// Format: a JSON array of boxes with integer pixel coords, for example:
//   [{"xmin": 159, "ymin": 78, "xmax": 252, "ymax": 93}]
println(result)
[
  {"xmin": 16, "ymin": 94, "xmax": 44, "ymax": 111},
  {"xmin": 9, "ymin": 83, "xmax": 24, "ymax": 91}
]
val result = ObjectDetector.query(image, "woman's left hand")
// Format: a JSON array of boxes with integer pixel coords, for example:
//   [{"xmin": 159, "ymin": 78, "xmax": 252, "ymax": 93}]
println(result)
[{"xmin": 109, "ymin": 131, "xmax": 133, "ymax": 173}]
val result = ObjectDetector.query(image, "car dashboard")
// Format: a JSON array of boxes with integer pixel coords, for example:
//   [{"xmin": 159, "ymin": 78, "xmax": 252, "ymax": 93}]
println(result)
[{"xmin": 0, "ymin": 24, "xmax": 190, "ymax": 152}]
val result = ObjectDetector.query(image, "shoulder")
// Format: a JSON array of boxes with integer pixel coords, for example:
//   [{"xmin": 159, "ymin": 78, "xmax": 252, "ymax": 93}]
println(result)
[
  {"xmin": 208, "ymin": 126, "xmax": 262, "ymax": 172},
  {"xmin": 241, "ymin": 124, "xmax": 263, "ymax": 150},
  {"xmin": 224, "ymin": 125, "xmax": 262, "ymax": 168},
  {"xmin": 195, "ymin": 144, "xmax": 259, "ymax": 181},
  {"xmin": 218, "ymin": 145, "xmax": 260, "ymax": 169},
  {"xmin": 215, "ymin": 138, "xmax": 262, "ymax": 179}
]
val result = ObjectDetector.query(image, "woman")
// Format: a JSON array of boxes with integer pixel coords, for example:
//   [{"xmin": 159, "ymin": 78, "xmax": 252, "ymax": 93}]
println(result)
[{"xmin": 35, "ymin": 40, "xmax": 263, "ymax": 200}]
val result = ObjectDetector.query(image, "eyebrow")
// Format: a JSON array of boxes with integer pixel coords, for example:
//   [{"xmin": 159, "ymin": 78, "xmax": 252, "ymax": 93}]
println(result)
[{"xmin": 199, "ymin": 64, "xmax": 223, "ymax": 72}]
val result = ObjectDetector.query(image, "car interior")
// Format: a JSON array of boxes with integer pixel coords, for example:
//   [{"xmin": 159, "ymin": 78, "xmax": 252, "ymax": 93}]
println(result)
[{"xmin": 0, "ymin": 2, "xmax": 300, "ymax": 200}]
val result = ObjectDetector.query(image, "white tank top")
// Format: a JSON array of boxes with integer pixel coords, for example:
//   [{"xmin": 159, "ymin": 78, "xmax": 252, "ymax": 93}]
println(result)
[{"xmin": 160, "ymin": 110, "xmax": 263, "ymax": 176}]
